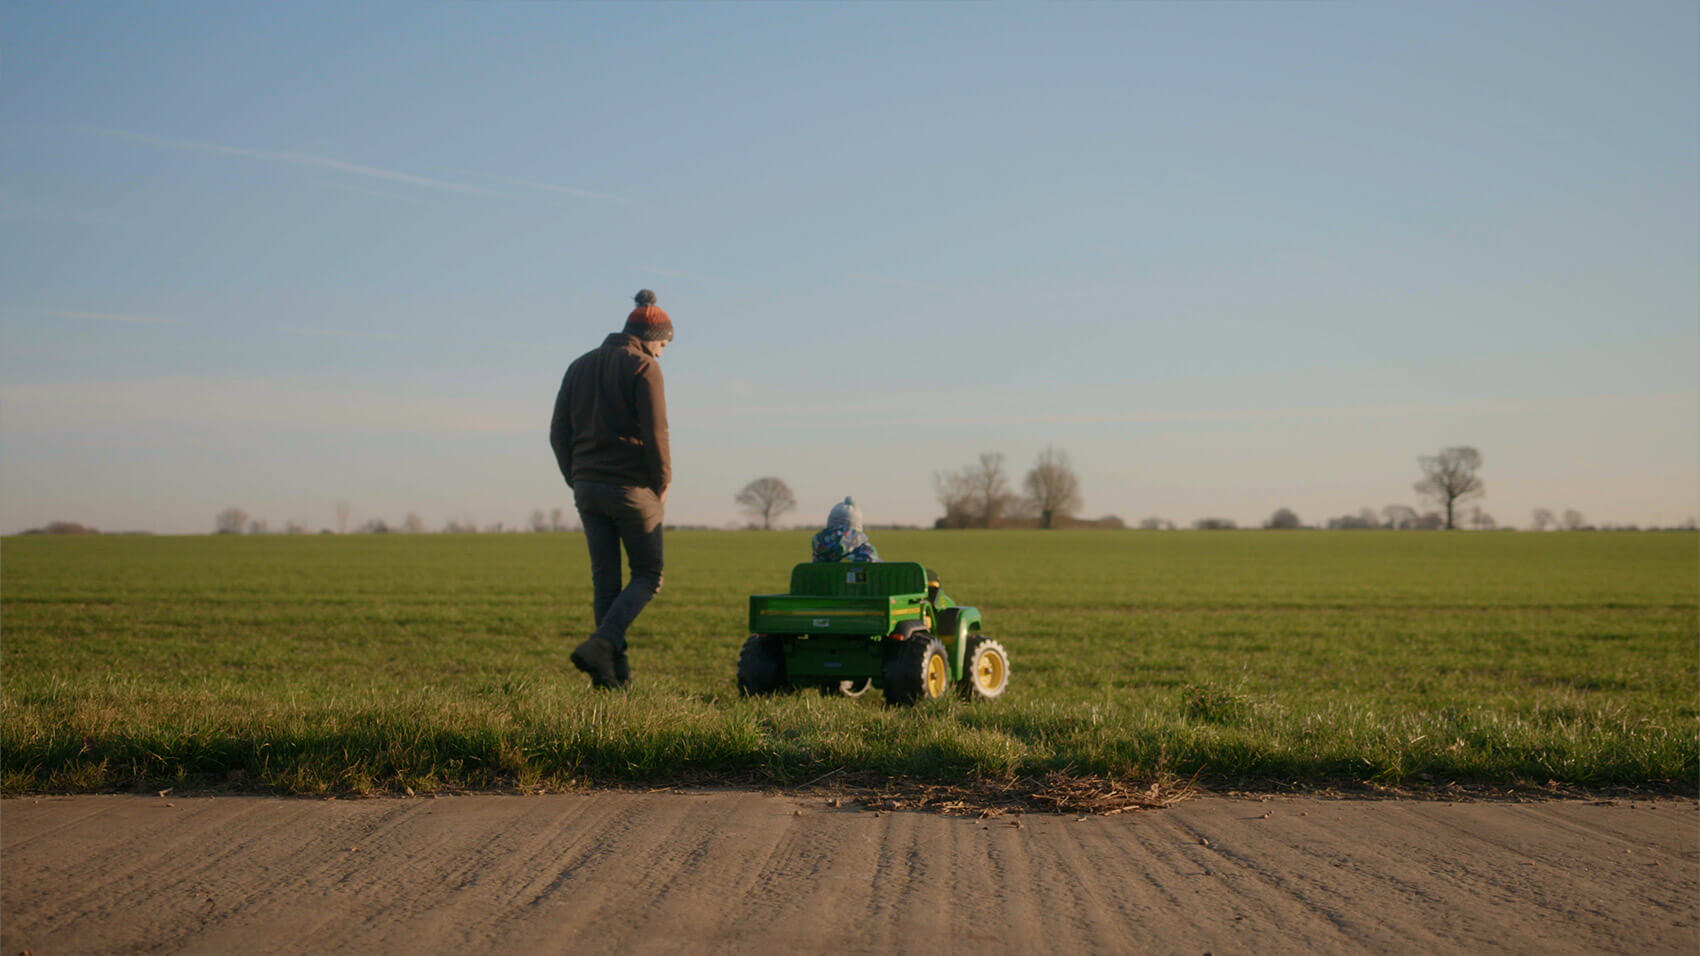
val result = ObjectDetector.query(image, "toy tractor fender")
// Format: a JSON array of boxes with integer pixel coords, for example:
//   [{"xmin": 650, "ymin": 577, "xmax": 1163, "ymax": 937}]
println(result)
[
  {"xmin": 934, "ymin": 606, "xmax": 982, "ymax": 682},
  {"xmin": 885, "ymin": 618, "xmax": 931, "ymax": 672},
  {"xmin": 889, "ymin": 619, "xmax": 930, "ymax": 641}
]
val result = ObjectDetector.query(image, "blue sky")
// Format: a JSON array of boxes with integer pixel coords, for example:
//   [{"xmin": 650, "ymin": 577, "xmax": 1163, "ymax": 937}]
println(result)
[{"xmin": 2, "ymin": 1, "xmax": 1695, "ymax": 533}]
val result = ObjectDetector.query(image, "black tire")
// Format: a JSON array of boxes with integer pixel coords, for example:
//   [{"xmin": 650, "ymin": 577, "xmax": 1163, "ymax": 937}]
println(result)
[
  {"xmin": 958, "ymin": 634, "xmax": 1010, "ymax": 700},
  {"xmin": 737, "ymin": 635, "xmax": 787, "ymax": 696},
  {"xmin": 820, "ymin": 678, "xmax": 872, "ymax": 698},
  {"xmin": 882, "ymin": 634, "xmax": 949, "ymax": 706}
]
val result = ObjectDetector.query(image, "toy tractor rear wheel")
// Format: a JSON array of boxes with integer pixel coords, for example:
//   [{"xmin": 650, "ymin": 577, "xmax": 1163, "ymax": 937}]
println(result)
[
  {"xmin": 882, "ymin": 634, "xmax": 949, "ymax": 705},
  {"xmin": 737, "ymin": 634, "xmax": 788, "ymax": 696},
  {"xmin": 958, "ymin": 634, "xmax": 1010, "ymax": 700},
  {"xmin": 820, "ymin": 678, "xmax": 872, "ymax": 697}
]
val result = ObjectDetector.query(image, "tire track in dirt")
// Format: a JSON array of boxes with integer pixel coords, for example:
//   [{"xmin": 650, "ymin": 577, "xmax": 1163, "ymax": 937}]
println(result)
[
  {"xmin": 277, "ymin": 797, "xmax": 575, "ymax": 951},
  {"xmin": 708, "ymin": 808, "xmax": 912, "ymax": 953},
  {"xmin": 581, "ymin": 795, "xmax": 817, "ymax": 955},
  {"xmin": 1, "ymin": 795, "xmax": 135, "ymax": 851},
  {"xmin": 1162, "ymin": 799, "xmax": 1690, "ymax": 954},
  {"xmin": 1169, "ymin": 803, "xmax": 1476, "ymax": 952},
  {"xmin": 1049, "ymin": 813, "xmax": 1244, "ymax": 952},
  {"xmin": 170, "ymin": 799, "xmax": 456, "ymax": 954},
  {"xmin": 247, "ymin": 794, "xmax": 651, "ymax": 952},
  {"xmin": 3, "ymin": 796, "xmax": 315, "ymax": 953},
  {"xmin": 3, "ymin": 793, "xmax": 1694, "ymax": 955},
  {"xmin": 1507, "ymin": 801, "xmax": 1693, "ymax": 863},
  {"xmin": 1394, "ymin": 801, "xmax": 1694, "ymax": 947}
]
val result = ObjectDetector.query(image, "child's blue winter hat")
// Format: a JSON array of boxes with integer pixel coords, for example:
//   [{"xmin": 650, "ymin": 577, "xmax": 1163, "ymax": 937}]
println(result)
[{"xmin": 827, "ymin": 496, "xmax": 862, "ymax": 531}]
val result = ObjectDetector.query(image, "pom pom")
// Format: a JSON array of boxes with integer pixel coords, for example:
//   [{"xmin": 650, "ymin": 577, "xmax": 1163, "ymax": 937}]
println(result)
[{"xmin": 634, "ymin": 289, "xmax": 658, "ymax": 307}]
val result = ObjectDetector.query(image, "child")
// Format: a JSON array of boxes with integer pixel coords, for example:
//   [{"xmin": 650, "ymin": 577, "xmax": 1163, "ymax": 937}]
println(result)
[{"xmin": 811, "ymin": 496, "xmax": 880, "ymax": 563}]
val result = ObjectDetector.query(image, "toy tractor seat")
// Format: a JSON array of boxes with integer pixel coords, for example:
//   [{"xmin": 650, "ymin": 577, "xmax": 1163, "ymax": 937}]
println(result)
[{"xmin": 788, "ymin": 561, "xmax": 934, "ymax": 599}]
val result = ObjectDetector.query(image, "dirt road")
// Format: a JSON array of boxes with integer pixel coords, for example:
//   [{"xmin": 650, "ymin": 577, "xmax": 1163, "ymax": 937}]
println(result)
[{"xmin": 3, "ymin": 791, "xmax": 1694, "ymax": 954}]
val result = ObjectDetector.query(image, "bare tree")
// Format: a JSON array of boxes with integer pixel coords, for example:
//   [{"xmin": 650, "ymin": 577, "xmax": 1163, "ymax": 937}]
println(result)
[
  {"xmin": 1193, "ymin": 517, "xmax": 1237, "ymax": 530},
  {"xmin": 935, "ymin": 452, "xmax": 1020, "ymax": 528},
  {"xmin": 934, "ymin": 469, "xmax": 977, "ymax": 528},
  {"xmin": 1466, "ymin": 507, "xmax": 1496, "ymax": 531},
  {"xmin": 284, "ymin": 520, "xmax": 308, "ymax": 535},
  {"xmin": 973, "ymin": 453, "xmax": 1021, "ymax": 526},
  {"xmin": 735, "ymin": 477, "xmax": 797, "ymax": 530},
  {"xmin": 1414, "ymin": 446, "xmax": 1484, "ymax": 530},
  {"xmin": 247, "ymin": 519, "xmax": 268, "ymax": 535},
  {"xmin": 1138, "ymin": 516, "xmax": 1174, "ymax": 531},
  {"xmin": 1325, "ymin": 509, "xmax": 1382, "ymax": 530},
  {"xmin": 550, "ymin": 507, "xmax": 566, "ymax": 532},
  {"xmin": 401, "ymin": 512, "xmax": 426, "ymax": 534},
  {"xmin": 1264, "ymin": 507, "xmax": 1302, "ymax": 529},
  {"xmin": 1562, "ymin": 508, "xmax": 1585, "ymax": 531},
  {"xmin": 1023, "ymin": 446, "xmax": 1084, "ymax": 529},
  {"xmin": 1531, "ymin": 508, "xmax": 1556, "ymax": 531},
  {"xmin": 335, "ymin": 500, "xmax": 350, "ymax": 535},
  {"xmin": 528, "ymin": 509, "xmax": 550, "ymax": 533},
  {"xmin": 358, "ymin": 518, "xmax": 390, "ymax": 534},
  {"xmin": 1382, "ymin": 505, "xmax": 1419, "ymax": 530},
  {"xmin": 215, "ymin": 507, "xmax": 248, "ymax": 535}
]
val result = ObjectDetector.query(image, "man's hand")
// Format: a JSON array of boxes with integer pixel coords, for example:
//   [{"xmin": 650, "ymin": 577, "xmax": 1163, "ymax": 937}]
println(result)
[{"xmin": 659, "ymin": 487, "xmax": 669, "ymax": 507}]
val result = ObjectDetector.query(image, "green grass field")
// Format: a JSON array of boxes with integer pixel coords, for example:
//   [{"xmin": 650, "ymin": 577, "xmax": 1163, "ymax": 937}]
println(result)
[{"xmin": 2, "ymin": 530, "xmax": 1694, "ymax": 795}]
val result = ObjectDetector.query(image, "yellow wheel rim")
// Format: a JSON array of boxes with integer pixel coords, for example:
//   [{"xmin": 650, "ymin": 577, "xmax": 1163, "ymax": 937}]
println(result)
[
  {"xmin": 925, "ymin": 652, "xmax": 948, "ymax": 698},
  {"xmin": 974, "ymin": 648, "xmax": 1006, "ymax": 692}
]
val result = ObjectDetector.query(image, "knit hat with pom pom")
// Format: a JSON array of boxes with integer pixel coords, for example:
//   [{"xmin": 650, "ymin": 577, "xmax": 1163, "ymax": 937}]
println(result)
[
  {"xmin": 827, "ymin": 496, "xmax": 863, "ymax": 531},
  {"xmin": 623, "ymin": 289, "xmax": 674, "ymax": 342}
]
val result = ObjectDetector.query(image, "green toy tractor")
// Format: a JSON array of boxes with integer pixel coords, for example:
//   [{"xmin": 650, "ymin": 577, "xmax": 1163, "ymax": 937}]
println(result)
[{"xmin": 737, "ymin": 561, "xmax": 1010, "ymax": 705}]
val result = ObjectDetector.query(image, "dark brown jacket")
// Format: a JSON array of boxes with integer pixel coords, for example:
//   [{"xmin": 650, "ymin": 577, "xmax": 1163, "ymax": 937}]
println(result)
[{"xmin": 550, "ymin": 333, "xmax": 670, "ymax": 493}]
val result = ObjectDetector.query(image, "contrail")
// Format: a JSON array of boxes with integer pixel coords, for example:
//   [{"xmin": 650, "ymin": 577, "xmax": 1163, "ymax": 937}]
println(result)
[
  {"xmin": 502, "ymin": 176, "xmax": 635, "ymax": 204},
  {"xmin": 78, "ymin": 127, "xmax": 496, "ymax": 196},
  {"xmin": 38, "ymin": 309, "xmax": 180, "ymax": 324}
]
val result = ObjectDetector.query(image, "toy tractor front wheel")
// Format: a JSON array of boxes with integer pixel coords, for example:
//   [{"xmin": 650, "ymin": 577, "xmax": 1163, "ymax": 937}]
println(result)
[
  {"xmin": 737, "ymin": 634, "xmax": 788, "ymax": 696},
  {"xmin": 883, "ymin": 634, "xmax": 949, "ymax": 705},
  {"xmin": 959, "ymin": 635, "xmax": 1010, "ymax": 700}
]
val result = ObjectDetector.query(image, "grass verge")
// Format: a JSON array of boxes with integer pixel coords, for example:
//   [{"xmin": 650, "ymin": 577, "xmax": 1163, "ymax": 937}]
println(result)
[{"xmin": 3, "ymin": 530, "xmax": 1695, "ymax": 796}]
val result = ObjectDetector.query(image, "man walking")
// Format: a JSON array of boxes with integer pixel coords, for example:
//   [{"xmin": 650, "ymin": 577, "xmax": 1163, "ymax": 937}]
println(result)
[{"xmin": 550, "ymin": 289, "xmax": 673, "ymax": 689}]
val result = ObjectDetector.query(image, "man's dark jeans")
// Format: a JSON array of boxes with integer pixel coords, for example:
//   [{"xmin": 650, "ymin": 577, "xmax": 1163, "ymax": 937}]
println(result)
[{"xmin": 573, "ymin": 480, "xmax": 664, "ymax": 653}]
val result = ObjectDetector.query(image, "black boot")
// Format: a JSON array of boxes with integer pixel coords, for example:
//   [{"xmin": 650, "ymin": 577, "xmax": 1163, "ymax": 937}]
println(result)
[{"xmin": 571, "ymin": 636, "xmax": 624, "ymax": 690}]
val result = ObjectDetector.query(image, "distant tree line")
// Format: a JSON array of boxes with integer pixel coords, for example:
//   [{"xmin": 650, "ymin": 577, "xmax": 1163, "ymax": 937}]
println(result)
[
  {"xmin": 889, "ymin": 443, "xmax": 1689, "ymax": 532},
  {"xmin": 203, "ymin": 505, "xmax": 583, "ymax": 535},
  {"xmin": 19, "ymin": 521, "xmax": 103, "ymax": 535},
  {"xmin": 932, "ymin": 448, "xmax": 1119, "ymax": 529},
  {"xmin": 50, "ymin": 437, "xmax": 1700, "ymax": 536}
]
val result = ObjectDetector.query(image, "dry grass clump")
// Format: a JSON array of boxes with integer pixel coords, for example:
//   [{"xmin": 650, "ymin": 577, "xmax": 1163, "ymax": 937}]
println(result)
[{"xmin": 801, "ymin": 770, "xmax": 1195, "ymax": 817}]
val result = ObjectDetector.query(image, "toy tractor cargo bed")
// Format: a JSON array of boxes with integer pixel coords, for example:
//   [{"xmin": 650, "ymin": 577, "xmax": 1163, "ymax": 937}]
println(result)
[
  {"xmin": 747, "ymin": 562, "xmax": 931, "ymax": 636},
  {"xmin": 748, "ymin": 594, "xmax": 926, "ymax": 635}
]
